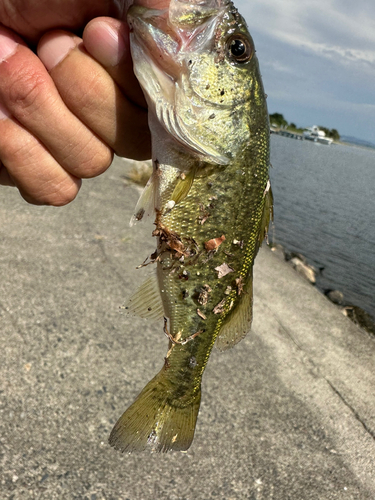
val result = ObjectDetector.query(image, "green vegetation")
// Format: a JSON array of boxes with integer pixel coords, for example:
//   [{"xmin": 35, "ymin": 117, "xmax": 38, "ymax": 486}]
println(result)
[
  {"xmin": 269, "ymin": 113, "xmax": 340, "ymax": 141},
  {"xmin": 318, "ymin": 126, "xmax": 340, "ymax": 142},
  {"xmin": 269, "ymin": 113, "xmax": 288, "ymax": 128}
]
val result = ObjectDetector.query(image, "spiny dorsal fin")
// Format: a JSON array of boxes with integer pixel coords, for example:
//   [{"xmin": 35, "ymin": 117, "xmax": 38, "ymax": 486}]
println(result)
[
  {"xmin": 215, "ymin": 272, "xmax": 253, "ymax": 351},
  {"xmin": 124, "ymin": 272, "xmax": 164, "ymax": 321}
]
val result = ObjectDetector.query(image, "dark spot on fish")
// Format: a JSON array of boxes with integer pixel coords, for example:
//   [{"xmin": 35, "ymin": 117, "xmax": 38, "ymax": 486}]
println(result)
[
  {"xmin": 182, "ymin": 290, "xmax": 189, "ymax": 299},
  {"xmin": 135, "ymin": 208, "xmax": 145, "ymax": 221},
  {"xmin": 189, "ymin": 357, "xmax": 198, "ymax": 369},
  {"xmin": 223, "ymin": 250, "xmax": 235, "ymax": 258},
  {"xmin": 206, "ymin": 83, "xmax": 210, "ymax": 90},
  {"xmin": 178, "ymin": 271, "xmax": 189, "ymax": 281},
  {"xmin": 209, "ymin": 113, "xmax": 215, "ymax": 119},
  {"xmin": 148, "ymin": 307, "xmax": 152, "ymax": 311},
  {"xmin": 188, "ymin": 60, "xmax": 192, "ymax": 65},
  {"xmin": 220, "ymin": 89, "xmax": 225, "ymax": 96}
]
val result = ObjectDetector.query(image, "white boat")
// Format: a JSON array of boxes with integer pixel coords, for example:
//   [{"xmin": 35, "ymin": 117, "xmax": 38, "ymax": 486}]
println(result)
[{"xmin": 303, "ymin": 126, "xmax": 333, "ymax": 145}]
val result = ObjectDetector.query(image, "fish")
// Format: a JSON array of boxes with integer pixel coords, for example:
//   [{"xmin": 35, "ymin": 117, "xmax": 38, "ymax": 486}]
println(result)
[{"xmin": 109, "ymin": 0, "xmax": 273, "ymax": 453}]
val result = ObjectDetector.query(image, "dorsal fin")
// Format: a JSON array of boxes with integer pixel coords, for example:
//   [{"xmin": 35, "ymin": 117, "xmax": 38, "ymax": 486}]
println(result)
[
  {"xmin": 124, "ymin": 272, "xmax": 164, "ymax": 321},
  {"xmin": 258, "ymin": 181, "xmax": 273, "ymax": 248},
  {"xmin": 215, "ymin": 272, "xmax": 253, "ymax": 351}
]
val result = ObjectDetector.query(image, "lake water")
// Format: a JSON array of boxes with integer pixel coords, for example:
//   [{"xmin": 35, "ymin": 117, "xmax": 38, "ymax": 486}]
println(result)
[{"xmin": 269, "ymin": 134, "xmax": 375, "ymax": 319}]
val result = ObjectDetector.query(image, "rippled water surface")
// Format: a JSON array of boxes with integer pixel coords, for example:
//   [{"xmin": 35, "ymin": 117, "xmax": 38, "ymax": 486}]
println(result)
[{"xmin": 269, "ymin": 134, "xmax": 375, "ymax": 318}]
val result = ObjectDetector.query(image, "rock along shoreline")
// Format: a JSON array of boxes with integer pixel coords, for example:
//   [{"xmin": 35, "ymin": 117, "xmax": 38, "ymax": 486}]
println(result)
[{"xmin": 270, "ymin": 243, "xmax": 375, "ymax": 337}]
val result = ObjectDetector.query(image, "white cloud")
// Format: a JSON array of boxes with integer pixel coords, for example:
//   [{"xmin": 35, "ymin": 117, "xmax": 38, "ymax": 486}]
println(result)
[
  {"xmin": 235, "ymin": 0, "xmax": 375, "ymax": 141},
  {"xmin": 238, "ymin": 0, "xmax": 375, "ymax": 67},
  {"xmin": 262, "ymin": 60, "xmax": 294, "ymax": 74}
]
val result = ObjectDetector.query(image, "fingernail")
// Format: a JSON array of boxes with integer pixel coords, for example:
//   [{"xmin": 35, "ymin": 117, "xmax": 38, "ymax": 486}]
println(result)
[
  {"xmin": 91, "ymin": 22, "xmax": 127, "ymax": 67},
  {"xmin": 0, "ymin": 101, "xmax": 11, "ymax": 120},
  {"xmin": 0, "ymin": 30, "xmax": 18, "ymax": 62},
  {"xmin": 38, "ymin": 33, "xmax": 78, "ymax": 71}
]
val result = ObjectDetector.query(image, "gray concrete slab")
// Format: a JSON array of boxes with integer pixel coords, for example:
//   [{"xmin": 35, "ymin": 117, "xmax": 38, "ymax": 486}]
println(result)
[{"xmin": 1, "ymin": 156, "xmax": 374, "ymax": 500}]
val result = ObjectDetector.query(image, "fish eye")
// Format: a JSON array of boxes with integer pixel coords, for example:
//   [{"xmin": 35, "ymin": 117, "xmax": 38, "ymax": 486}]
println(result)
[{"xmin": 227, "ymin": 34, "xmax": 253, "ymax": 63}]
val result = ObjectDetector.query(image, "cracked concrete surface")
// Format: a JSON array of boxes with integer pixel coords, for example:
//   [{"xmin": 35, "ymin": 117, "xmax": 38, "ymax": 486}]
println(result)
[{"xmin": 1, "ymin": 156, "xmax": 374, "ymax": 499}]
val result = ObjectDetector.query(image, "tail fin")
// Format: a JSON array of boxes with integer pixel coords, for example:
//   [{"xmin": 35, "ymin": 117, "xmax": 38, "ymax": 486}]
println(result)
[{"xmin": 109, "ymin": 370, "xmax": 201, "ymax": 453}]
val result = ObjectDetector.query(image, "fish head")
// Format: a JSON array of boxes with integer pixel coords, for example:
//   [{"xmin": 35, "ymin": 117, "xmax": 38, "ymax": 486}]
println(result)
[{"xmin": 128, "ymin": 0, "xmax": 268, "ymax": 164}]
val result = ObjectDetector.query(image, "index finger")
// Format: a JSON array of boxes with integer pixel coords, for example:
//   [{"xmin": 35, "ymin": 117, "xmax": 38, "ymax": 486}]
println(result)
[{"xmin": 82, "ymin": 18, "xmax": 146, "ymax": 109}]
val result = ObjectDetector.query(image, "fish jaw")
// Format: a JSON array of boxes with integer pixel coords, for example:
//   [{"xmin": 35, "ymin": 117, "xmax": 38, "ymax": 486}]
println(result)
[
  {"xmin": 127, "ymin": 2, "xmax": 227, "ymax": 82},
  {"xmin": 127, "ymin": 7, "xmax": 182, "ymax": 82}
]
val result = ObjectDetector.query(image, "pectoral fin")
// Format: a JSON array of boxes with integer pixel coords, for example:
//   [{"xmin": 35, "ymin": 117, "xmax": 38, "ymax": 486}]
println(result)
[
  {"xmin": 130, "ymin": 172, "xmax": 159, "ymax": 227},
  {"xmin": 170, "ymin": 165, "xmax": 197, "ymax": 205}
]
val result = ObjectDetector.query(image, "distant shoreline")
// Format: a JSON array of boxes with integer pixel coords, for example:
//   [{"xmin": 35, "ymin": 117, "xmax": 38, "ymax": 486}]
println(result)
[
  {"xmin": 272, "ymin": 129, "xmax": 375, "ymax": 151},
  {"xmin": 338, "ymin": 140, "xmax": 375, "ymax": 151}
]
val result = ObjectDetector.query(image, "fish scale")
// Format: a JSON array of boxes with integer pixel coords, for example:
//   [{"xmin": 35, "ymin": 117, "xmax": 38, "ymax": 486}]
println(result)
[{"xmin": 160, "ymin": 144, "xmax": 269, "ymax": 338}]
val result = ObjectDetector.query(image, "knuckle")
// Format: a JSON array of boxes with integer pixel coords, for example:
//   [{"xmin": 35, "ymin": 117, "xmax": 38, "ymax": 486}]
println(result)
[
  {"xmin": 79, "ymin": 146, "xmax": 113, "ymax": 178},
  {"xmin": 7, "ymin": 65, "xmax": 49, "ymax": 116},
  {"xmin": 41, "ymin": 180, "xmax": 81, "ymax": 207}
]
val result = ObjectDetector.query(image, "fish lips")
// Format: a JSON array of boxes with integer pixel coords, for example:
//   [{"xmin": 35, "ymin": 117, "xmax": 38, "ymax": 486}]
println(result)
[
  {"xmin": 127, "ymin": 3, "xmax": 225, "ymax": 81},
  {"xmin": 128, "ymin": 7, "xmax": 182, "ymax": 80}
]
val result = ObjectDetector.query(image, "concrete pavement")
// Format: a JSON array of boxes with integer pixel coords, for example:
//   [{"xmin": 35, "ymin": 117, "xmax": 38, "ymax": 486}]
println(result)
[{"xmin": 1, "ymin": 156, "xmax": 374, "ymax": 499}]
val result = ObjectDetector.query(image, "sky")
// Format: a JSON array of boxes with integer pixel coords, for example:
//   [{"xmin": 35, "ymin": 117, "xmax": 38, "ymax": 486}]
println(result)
[{"xmin": 237, "ymin": 0, "xmax": 375, "ymax": 142}]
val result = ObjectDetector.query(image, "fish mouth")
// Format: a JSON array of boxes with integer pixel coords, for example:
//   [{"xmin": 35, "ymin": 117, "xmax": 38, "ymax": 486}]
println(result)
[
  {"xmin": 127, "ymin": 1, "xmax": 226, "ymax": 81},
  {"xmin": 128, "ymin": 6, "xmax": 182, "ymax": 80}
]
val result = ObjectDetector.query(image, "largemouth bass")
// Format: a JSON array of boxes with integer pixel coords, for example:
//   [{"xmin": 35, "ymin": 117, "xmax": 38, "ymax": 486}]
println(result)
[{"xmin": 109, "ymin": 0, "xmax": 273, "ymax": 453}]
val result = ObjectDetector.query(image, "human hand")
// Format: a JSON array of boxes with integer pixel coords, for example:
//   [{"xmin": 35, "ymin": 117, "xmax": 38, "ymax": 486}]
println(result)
[
  {"xmin": 0, "ymin": 0, "xmax": 127, "ymax": 44},
  {"xmin": 0, "ymin": 14, "xmax": 151, "ymax": 205}
]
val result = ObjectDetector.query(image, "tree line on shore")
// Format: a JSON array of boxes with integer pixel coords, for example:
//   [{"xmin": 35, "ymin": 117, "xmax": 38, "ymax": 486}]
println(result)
[{"xmin": 269, "ymin": 113, "xmax": 340, "ymax": 141}]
